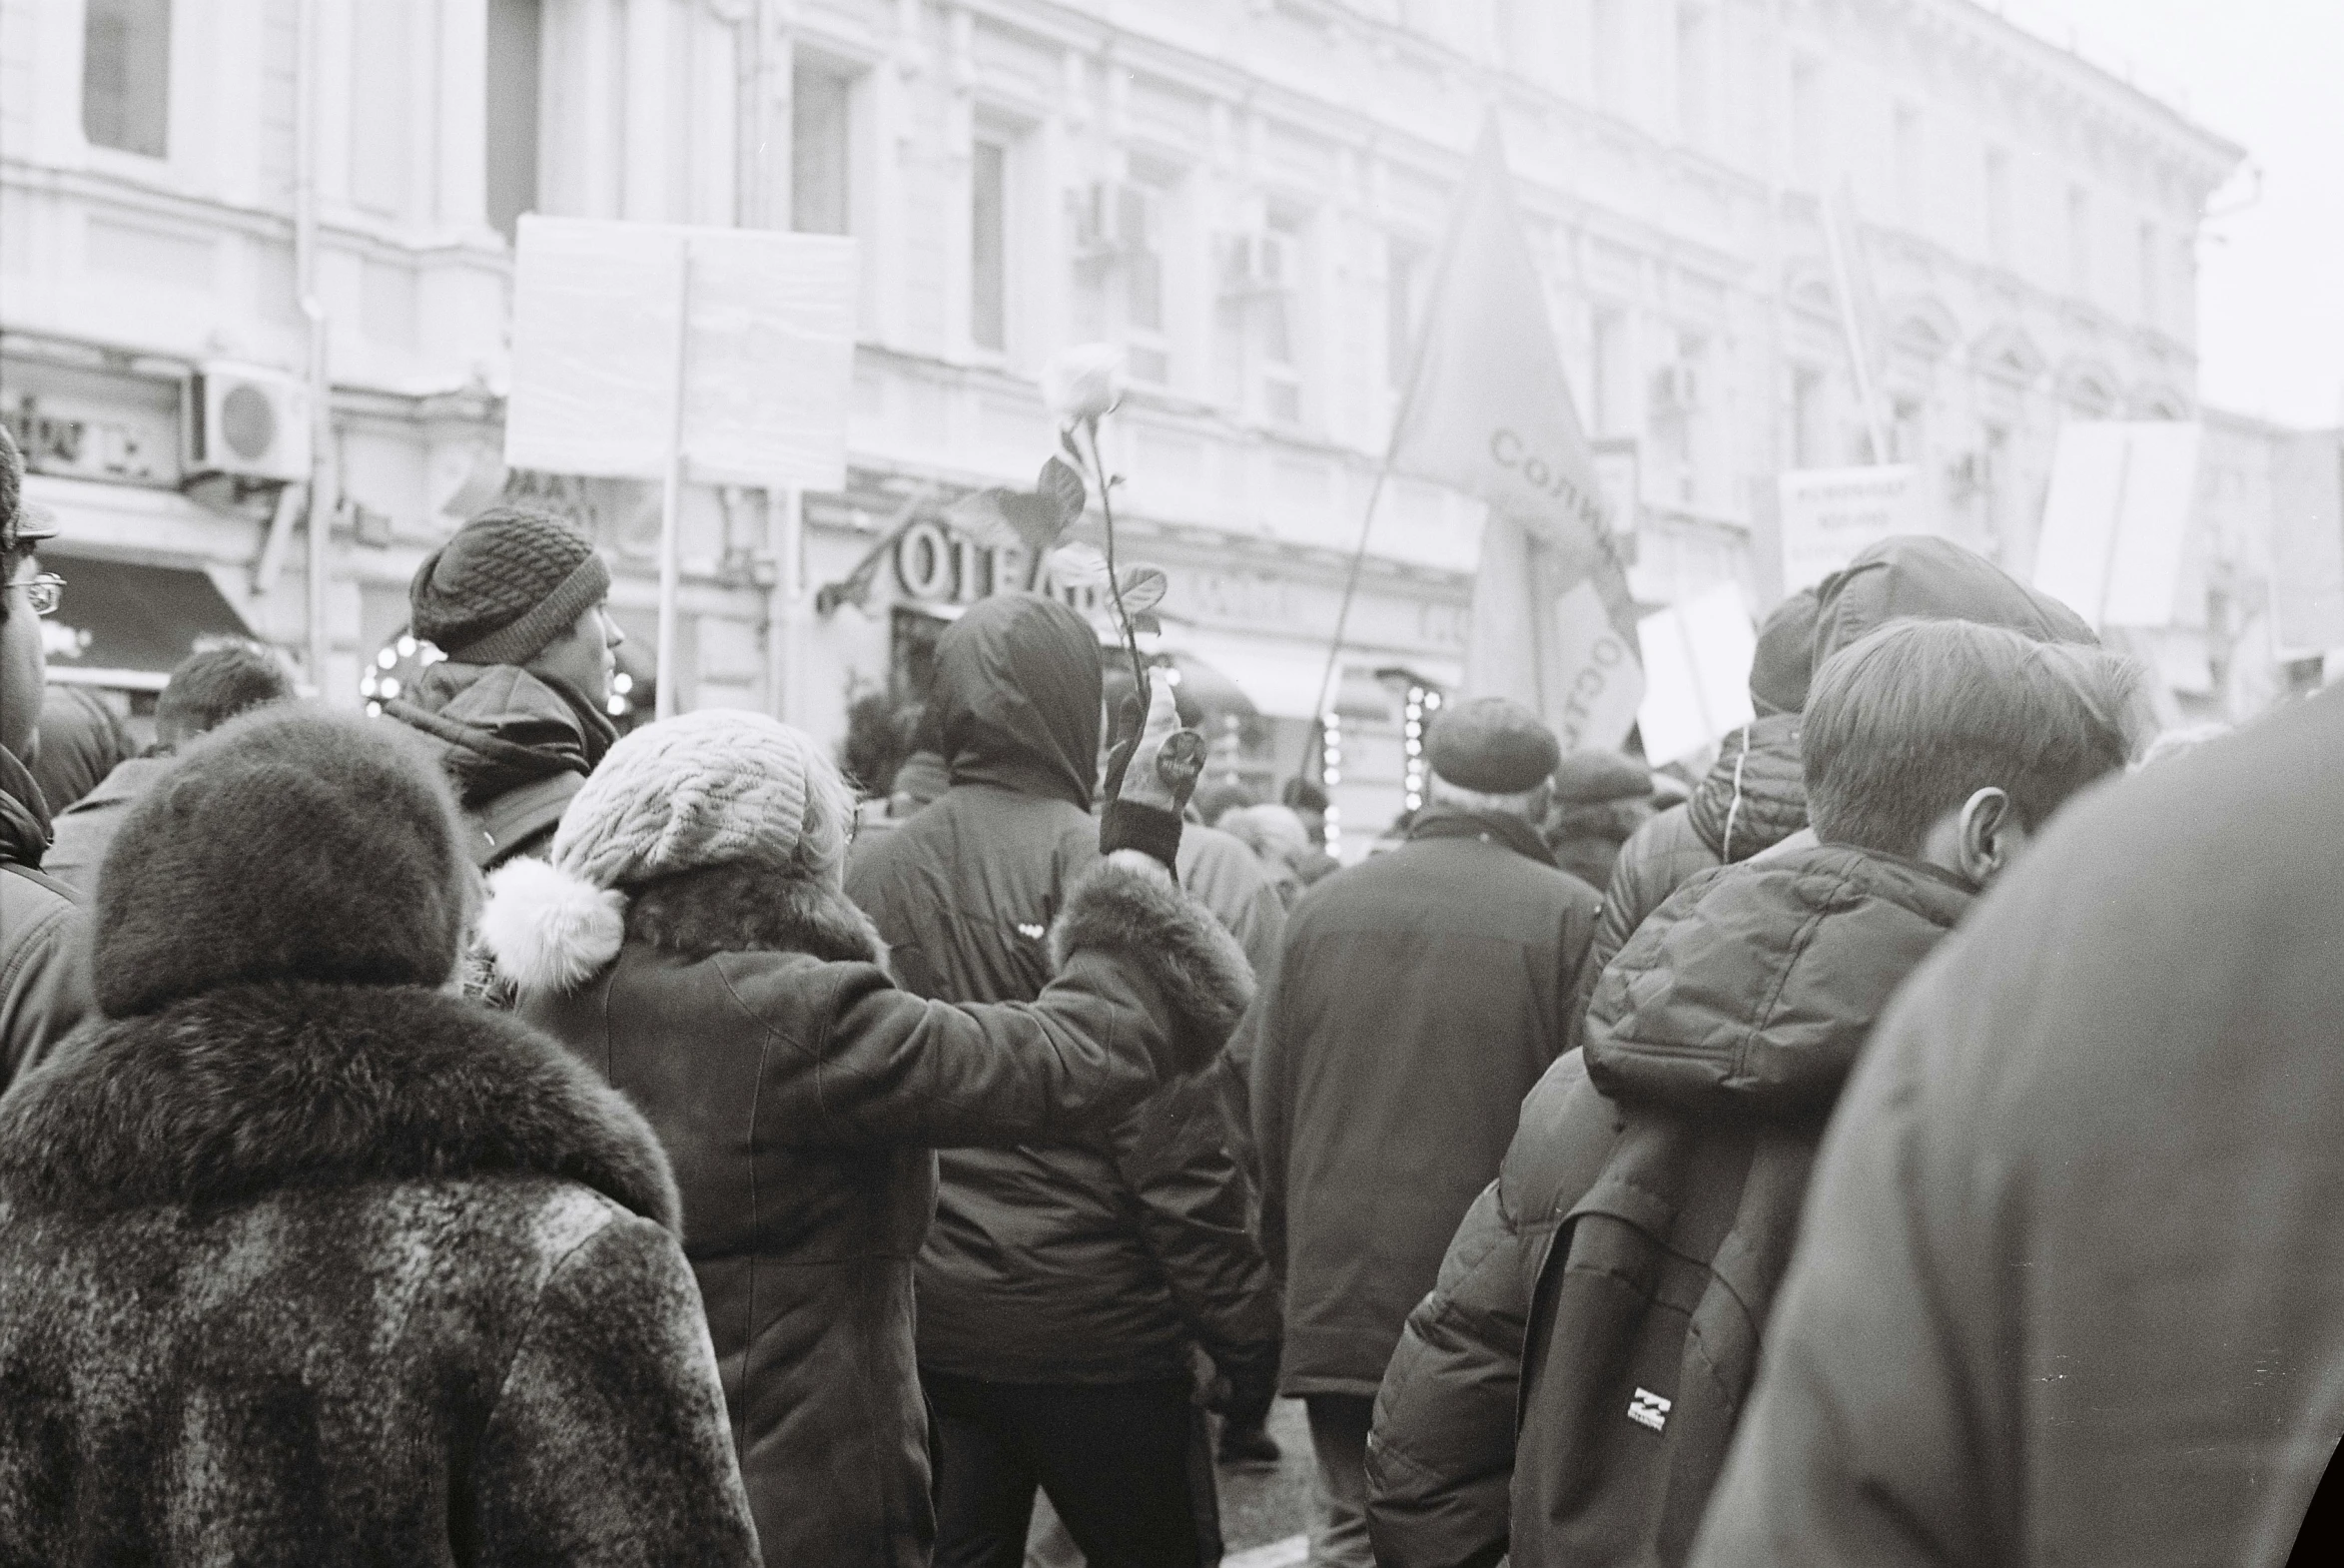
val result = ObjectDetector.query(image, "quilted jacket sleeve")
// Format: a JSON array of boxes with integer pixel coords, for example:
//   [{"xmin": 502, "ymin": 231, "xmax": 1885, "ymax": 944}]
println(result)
[
  {"xmin": 1593, "ymin": 805, "xmax": 1719, "ymax": 982},
  {"xmin": 1365, "ymin": 1177, "xmax": 1527, "ymax": 1568},
  {"xmin": 0, "ymin": 871, "xmax": 94, "ymax": 1094},
  {"xmin": 472, "ymin": 1212, "xmax": 762, "ymax": 1566}
]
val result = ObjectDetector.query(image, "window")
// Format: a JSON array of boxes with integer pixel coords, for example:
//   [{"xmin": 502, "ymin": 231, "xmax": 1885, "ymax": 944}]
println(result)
[
  {"xmin": 1591, "ymin": 310, "xmax": 1633, "ymax": 437},
  {"xmin": 1676, "ymin": 4, "xmax": 1712, "ymax": 149},
  {"xmin": 792, "ymin": 63, "xmax": 852, "ymax": 235},
  {"xmin": 1891, "ymin": 395, "xmax": 1926, "ymax": 464},
  {"xmin": 1124, "ymin": 182, "xmax": 1170, "ymax": 385},
  {"xmin": 1259, "ymin": 213, "xmax": 1304, "ymax": 424},
  {"xmin": 1984, "ymin": 147, "xmax": 2011, "ymax": 265},
  {"xmin": 1789, "ymin": 57, "xmax": 1823, "ymax": 187},
  {"xmin": 484, "ymin": 0, "xmax": 541, "ymax": 242},
  {"xmin": 2137, "ymin": 219, "xmax": 2159, "ymax": 329},
  {"xmin": 1385, "ymin": 239, "xmax": 1427, "ymax": 392},
  {"xmin": 970, "ymin": 139, "xmax": 1008, "ymax": 353},
  {"xmin": 83, "ymin": 0, "xmax": 171, "ymax": 157},
  {"xmin": 2066, "ymin": 184, "xmax": 2091, "ymax": 298},
  {"xmin": 1893, "ymin": 103, "xmax": 1924, "ymax": 229}
]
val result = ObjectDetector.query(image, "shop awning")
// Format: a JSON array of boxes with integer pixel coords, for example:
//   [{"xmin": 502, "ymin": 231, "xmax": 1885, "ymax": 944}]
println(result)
[{"xmin": 38, "ymin": 550, "xmax": 257, "ymax": 689}]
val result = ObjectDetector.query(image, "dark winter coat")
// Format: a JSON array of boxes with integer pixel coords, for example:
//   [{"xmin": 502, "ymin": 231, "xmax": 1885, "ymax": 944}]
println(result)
[
  {"xmin": 1595, "ymin": 715, "xmax": 1807, "ymax": 976},
  {"xmin": 846, "ymin": 594, "xmax": 1279, "ymax": 1394},
  {"xmin": 1691, "ymin": 691, "xmax": 2344, "ymax": 1568},
  {"xmin": 27, "ymin": 684, "xmax": 132, "ymax": 815},
  {"xmin": 385, "ymin": 660, "xmax": 616, "ymax": 866},
  {"xmin": 0, "ymin": 980, "xmax": 759, "ymax": 1566},
  {"xmin": 1243, "ymin": 805, "xmax": 1602, "ymax": 1399},
  {"xmin": 514, "ymin": 849, "xmax": 1254, "ymax": 1568},
  {"xmin": 0, "ymin": 745, "xmax": 91, "ymax": 1091},
  {"xmin": 1368, "ymin": 844, "xmax": 1970, "ymax": 1568},
  {"xmin": 41, "ymin": 751, "xmax": 171, "ymax": 894}
]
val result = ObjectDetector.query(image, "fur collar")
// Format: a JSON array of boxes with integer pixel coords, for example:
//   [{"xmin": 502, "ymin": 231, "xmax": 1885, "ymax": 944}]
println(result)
[
  {"xmin": 627, "ymin": 863, "xmax": 885, "ymax": 966},
  {"xmin": 0, "ymin": 981, "xmax": 680, "ymax": 1228},
  {"xmin": 480, "ymin": 859, "xmax": 885, "ymax": 1001}
]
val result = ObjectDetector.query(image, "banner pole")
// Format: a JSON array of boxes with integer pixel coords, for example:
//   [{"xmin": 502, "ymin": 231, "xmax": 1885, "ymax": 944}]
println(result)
[
  {"xmin": 655, "ymin": 243, "xmax": 694, "ymax": 721},
  {"xmin": 1822, "ymin": 187, "xmax": 1893, "ymax": 465},
  {"xmin": 1296, "ymin": 458, "xmax": 1395, "ymax": 782}
]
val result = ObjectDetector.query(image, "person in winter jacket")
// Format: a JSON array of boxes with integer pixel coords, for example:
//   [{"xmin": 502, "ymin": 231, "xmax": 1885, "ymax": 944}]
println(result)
[
  {"xmin": 846, "ymin": 596, "xmax": 1279, "ymax": 1568},
  {"xmin": 1689, "ymin": 687, "xmax": 2344, "ymax": 1568},
  {"xmin": 482, "ymin": 686, "xmax": 1246, "ymax": 1568},
  {"xmin": 1244, "ymin": 696, "xmax": 1604, "ymax": 1568},
  {"xmin": 26, "ymin": 684, "xmax": 133, "ymax": 816},
  {"xmin": 0, "ymin": 428, "xmax": 92, "ymax": 1090},
  {"xmin": 384, "ymin": 504, "xmax": 624, "ymax": 869},
  {"xmin": 1364, "ymin": 617, "xmax": 2139, "ymax": 1568},
  {"xmin": 0, "ymin": 705, "xmax": 758, "ymax": 1565},
  {"xmin": 1542, "ymin": 749, "xmax": 1657, "ymax": 892},
  {"xmin": 44, "ymin": 639, "xmax": 295, "ymax": 893}
]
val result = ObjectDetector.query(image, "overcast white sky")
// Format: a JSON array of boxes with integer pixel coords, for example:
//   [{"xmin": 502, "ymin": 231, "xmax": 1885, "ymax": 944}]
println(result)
[{"xmin": 2008, "ymin": 0, "xmax": 2344, "ymax": 427}]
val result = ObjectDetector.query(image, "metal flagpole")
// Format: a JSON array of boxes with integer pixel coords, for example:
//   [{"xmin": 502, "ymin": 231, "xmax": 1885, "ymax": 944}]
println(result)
[
  {"xmin": 1297, "ymin": 459, "xmax": 1397, "ymax": 781},
  {"xmin": 1822, "ymin": 184, "xmax": 1893, "ymax": 465},
  {"xmin": 655, "ymin": 242, "xmax": 694, "ymax": 720}
]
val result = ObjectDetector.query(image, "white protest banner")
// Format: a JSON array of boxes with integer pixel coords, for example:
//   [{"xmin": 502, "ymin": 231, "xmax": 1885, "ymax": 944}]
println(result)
[
  {"xmin": 2270, "ymin": 429, "xmax": 2344, "ymax": 657},
  {"xmin": 1635, "ymin": 581, "xmax": 1758, "ymax": 765},
  {"xmin": 2031, "ymin": 421, "xmax": 2201, "ymax": 631},
  {"xmin": 1777, "ymin": 464, "xmax": 1919, "ymax": 593},
  {"xmin": 1391, "ymin": 119, "xmax": 1644, "ymax": 751},
  {"xmin": 506, "ymin": 217, "xmax": 857, "ymax": 488}
]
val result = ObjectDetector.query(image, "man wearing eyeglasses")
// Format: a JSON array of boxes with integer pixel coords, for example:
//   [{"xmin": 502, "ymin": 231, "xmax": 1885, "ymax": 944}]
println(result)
[{"xmin": 0, "ymin": 423, "xmax": 95, "ymax": 1090}]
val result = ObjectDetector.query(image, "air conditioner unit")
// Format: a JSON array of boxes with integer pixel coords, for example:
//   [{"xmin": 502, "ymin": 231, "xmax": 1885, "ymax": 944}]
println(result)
[
  {"xmin": 1651, "ymin": 363, "xmax": 1707, "ymax": 412},
  {"xmin": 185, "ymin": 362, "xmax": 312, "ymax": 482},
  {"xmin": 1219, "ymin": 231, "xmax": 1295, "ymax": 297},
  {"xmin": 1072, "ymin": 181, "xmax": 1156, "ymax": 260}
]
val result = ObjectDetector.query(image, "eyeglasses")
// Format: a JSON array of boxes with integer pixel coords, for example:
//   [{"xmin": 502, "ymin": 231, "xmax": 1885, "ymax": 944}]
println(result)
[{"xmin": 9, "ymin": 572, "xmax": 65, "ymax": 618}]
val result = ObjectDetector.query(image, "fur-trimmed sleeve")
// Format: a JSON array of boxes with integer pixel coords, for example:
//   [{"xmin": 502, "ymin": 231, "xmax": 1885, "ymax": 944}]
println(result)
[{"xmin": 1050, "ymin": 852, "xmax": 1256, "ymax": 1077}]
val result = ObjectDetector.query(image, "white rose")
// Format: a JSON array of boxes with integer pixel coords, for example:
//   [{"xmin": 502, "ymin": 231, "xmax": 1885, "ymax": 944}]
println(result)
[{"xmin": 1042, "ymin": 343, "xmax": 1126, "ymax": 425}]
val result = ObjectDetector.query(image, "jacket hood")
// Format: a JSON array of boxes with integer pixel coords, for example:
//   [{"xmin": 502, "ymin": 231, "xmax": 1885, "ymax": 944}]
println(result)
[
  {"xmin": 479, "ymin": 855, "xmax": 885, "ymax": 1000},
  {"xmin": 932, "ymin": 593, "xmax": 1102, "ymax": 810},
  {"xmin": 1814, "ymin": 536, "xmax": 2096, "ymax": 666},
  {"xmin": 1583, "ymin": 843, "xmax": 1971, "ymax": 1125},
  {"xmin": 0, "ymin": 741, "xmax": 51, "ymax": 866},
  {"xmin": 0, "ymin": 980, "xmax": 680, "ymax": 1227},
  {"xmin": 1685, "ymin": 713, "xmax": 1808, "ymax": 863},
  {"xmin": 384, "ymin": 660, "xmax": 616, "ymax": 810}
]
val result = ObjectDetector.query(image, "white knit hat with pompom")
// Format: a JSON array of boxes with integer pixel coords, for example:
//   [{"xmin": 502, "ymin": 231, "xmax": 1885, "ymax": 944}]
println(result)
[{"xmin": 477, "ymin": 709, "xmax": 854, "ymax": 998}]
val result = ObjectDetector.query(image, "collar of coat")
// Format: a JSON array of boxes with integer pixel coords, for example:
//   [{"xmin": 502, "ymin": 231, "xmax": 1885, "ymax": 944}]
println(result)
[
  {"xmin": 0, "ymin": 740, "xmax": 53, "ymax": 867},
  {"xmin": 627, "ymin": 862, "xmax": 888, "ymax": 966},
  {"xmin": 1406, "ymin": 803, "xmax": 1558, "ymax": 868},
  {"xmin": 0, "ymin": 980, "xmax": 681, "ymax": 1228}
]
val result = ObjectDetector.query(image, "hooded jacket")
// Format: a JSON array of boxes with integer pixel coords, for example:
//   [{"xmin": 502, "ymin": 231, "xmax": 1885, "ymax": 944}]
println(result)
[
  {"xmin": 844, "ymin": 591, "xmax": 1279, "ymax": 1395},
  {"xmin": 1596, "ymin": 716, "xmax": 1807, "ymax": 978},
  {"xmin": 1368, "ymin": 844, "xmax": 1970, "ymax": 1568},
  {"xmin": 0, "ymin": 980, "xmax": 760, "ymax": 1566},
  {"xmin": 385, "ymin": 660, "xmax": 617, "ymax": 866},
  {"xmin": 1692, "ymin": 690, "xmax": 2344, "ymax": 1568},
  {"xmin": 1245, "ymin": 805, "xmax": 1603, "ymax": 1400},
  {"xmin": 0, "ymin": 744, "xmax": 91, "ymax": 1090},
  {"xmin": 492, "ymin": 851, "xmax": 1252, "ymax": 1568}
]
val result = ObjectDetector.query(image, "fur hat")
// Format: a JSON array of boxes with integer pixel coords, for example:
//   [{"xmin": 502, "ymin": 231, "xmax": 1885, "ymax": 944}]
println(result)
[
  {"xmin": 92, "ymin": 707, "xmax": 470, "ymax": 1018},
  {"xmin": 1426, "ymin": 696, "xmax": 1562, "ymax": 794},
  {"xmin": 408, "ymin": 506, "xmax": 611, "ymax": 666},
  {"xmin": 479, "ymin": 710, "xmax": 856, "ymax": 996}
]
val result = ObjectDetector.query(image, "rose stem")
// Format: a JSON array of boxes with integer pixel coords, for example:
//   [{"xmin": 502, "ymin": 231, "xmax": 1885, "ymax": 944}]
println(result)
[{"xmin": 1085, "ymin": 417, "xmax": 1150, "ymax": 699}]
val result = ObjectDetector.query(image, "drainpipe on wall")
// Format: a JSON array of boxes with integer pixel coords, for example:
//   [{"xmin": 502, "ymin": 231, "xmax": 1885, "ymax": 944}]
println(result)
[{"xmin": 296, "ymin": 0, "xmax": 335, "ymax": 698}]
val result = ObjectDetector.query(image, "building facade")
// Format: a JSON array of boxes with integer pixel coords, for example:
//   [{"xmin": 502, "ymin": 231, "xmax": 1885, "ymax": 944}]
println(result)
[{"xmin": 0, "ymin": 0, "xmax": 2265, "ymax": 847}]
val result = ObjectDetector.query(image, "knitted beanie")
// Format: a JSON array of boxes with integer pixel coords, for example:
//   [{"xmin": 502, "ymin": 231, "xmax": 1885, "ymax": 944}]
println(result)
[
  {"xmin": 92, "ymin": 706, "xmax": 469, "ymax": 1018},
  {"xmin": 409, "ymin": 506, "xmax": 612, "ymax": 666},
  {"xmin": 551, "ymin": 709, "xmax": 849, "ymax": 891}
]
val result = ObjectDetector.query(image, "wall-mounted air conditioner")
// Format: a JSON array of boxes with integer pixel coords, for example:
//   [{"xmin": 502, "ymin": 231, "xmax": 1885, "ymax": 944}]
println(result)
[
  {"xmin": 184, "ymin": 362, "xmax": 311, "ymax": 482},
  {"xmin": 1072, "ymin": 181, "xmax": 1157, "ymax": 260}
]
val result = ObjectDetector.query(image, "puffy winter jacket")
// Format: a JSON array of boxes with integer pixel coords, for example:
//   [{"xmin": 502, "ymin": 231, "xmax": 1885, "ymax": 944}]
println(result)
[
  {"xmin": 0, "ymin": 745, "xmax": 91, "ymax": 1091},
  {"xmin": 385, "ymin": 660, "xmax": 616, "ymax": 867},
  {"xmin": 1692, "ymin": 690, "xmax": 2344, "ymax": 1568},
  {"xmin": 1596, "ymin": 715, "xmax": 1807, "ymax": 978},
  {"xmin": 499, "ymin": 852, "xmax": 1252, "ymax": 1568},
  {"xmin": 1368, "ymin": 844, "xmax": 1971, "ymax": 1568},
  {"xmin": 844, "ymin": 593, "xmax": 1279, "ymax": 1391}
]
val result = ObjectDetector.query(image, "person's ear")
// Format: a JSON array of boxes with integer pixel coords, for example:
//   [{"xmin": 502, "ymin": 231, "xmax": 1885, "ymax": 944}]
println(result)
[{"xmin": 1956, "ymin": 786, "xmax": 2027, "ymax": 887}]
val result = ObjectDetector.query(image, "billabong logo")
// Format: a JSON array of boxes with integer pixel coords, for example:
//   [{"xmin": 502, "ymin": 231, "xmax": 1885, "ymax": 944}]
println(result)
[
  {"xmin": 1627, "ymin": 1387, "xmax": 1672, "ymax": 1432},
  {"xmin": 1016, "ymin": 923, "xmax": 1046, "ymax": 940}
]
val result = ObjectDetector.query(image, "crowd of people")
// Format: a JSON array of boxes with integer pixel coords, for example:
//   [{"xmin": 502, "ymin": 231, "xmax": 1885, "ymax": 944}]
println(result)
[{"xmin": 0, "ymin": 417, "xmax": 2339, "ymax": 1566}]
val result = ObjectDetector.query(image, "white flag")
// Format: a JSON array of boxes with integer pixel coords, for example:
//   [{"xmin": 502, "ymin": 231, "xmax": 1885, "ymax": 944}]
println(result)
[{"xmin": 1392, "ymin": 120, "xmax": 1644, "ymax": 752}]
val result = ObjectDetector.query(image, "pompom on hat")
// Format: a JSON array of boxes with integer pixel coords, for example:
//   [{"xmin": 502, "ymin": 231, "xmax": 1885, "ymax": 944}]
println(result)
[
  {"xmin": 1424, "ymin": 696, "xmax": 1562, "ymax": 795},
  {"xmin": 92, "ymin": 707, "xmax": 470, "ymax": 1017},
  {"xmin": 479, "ymin": 710, "xmax": 857, "ymax": 996}
]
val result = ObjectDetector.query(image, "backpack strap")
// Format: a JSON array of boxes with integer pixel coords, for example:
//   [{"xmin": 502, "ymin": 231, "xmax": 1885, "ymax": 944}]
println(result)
[{"xmin": 469, "ymin": 772, "xmax": 585, "ymax": 870}]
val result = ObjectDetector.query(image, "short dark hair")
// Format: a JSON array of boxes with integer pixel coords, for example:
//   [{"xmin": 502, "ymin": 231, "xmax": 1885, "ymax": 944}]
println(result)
[
  {"xmin": 1803, "ymin": 617, "xmax": 2140, "ymax": 857},
  {"xmin": 155, "ymin": 640, "xmax": 297, "ymax": 748}
]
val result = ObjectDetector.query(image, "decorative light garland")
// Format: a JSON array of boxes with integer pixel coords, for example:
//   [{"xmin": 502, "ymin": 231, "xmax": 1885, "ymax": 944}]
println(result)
[{"xmin": 1319, "ymin": 708, "xmax": 1342, "ymax": 857}]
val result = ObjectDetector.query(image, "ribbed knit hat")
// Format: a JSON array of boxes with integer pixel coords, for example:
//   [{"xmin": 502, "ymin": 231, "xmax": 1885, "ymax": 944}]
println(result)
[
  {"xmin": 550, "ymin": 709, "xmax": 852, "ymax": 891},
  {"xmin": 409, "ymin": 506, "xmax": 611, "ymax": 666},
  {"xmin": 92, "ymin": 706, "xmax": 469, "ymax": 1017}
]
